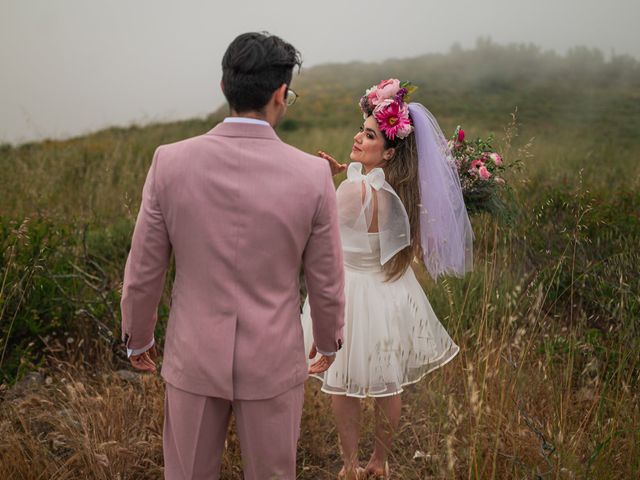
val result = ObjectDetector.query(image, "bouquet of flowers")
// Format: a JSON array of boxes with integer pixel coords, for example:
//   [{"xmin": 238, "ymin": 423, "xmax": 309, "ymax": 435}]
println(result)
[{"xmin": 449, "ymin": 126, "xmax": 512, "ymax": 218}]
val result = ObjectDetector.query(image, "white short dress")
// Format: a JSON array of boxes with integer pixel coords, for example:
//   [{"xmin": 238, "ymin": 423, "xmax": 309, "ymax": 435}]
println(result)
[{"xmin": 301, "ymin": 231, "xmax": 459, "ymax": 398}]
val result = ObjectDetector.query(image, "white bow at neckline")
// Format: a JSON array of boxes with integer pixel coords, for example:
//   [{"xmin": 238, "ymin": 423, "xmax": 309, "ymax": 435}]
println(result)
[
  {"xmin": 347, "ymin": 162, "xmax": 385, "ymax": 190},
  {"xmin": 346, "ymin": 162, "xmax": 386, "ymax": 210}
]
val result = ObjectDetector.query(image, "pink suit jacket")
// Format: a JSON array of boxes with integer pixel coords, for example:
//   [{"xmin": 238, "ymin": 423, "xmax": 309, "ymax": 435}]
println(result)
[{"xmin": 121, "ymin": 121, "xmax": 345, "ymax": 400}]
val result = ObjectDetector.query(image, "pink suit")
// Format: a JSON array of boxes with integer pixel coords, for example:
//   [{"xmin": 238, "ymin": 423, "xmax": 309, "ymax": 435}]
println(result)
[{"xmin": 121, "ymin": 120, "xmax": 345, "ymax": 479}]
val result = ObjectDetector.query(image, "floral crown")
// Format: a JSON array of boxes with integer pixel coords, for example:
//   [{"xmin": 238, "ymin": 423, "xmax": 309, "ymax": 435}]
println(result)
[{"xmin": 359, "ymin": 79, "xmax": 416, "ymax": 141}]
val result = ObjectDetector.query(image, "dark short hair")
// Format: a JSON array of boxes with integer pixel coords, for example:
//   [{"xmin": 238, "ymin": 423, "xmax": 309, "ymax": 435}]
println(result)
[{"xmin": 221, "ymin": 32, "xmax": 302, "ymax": 113}]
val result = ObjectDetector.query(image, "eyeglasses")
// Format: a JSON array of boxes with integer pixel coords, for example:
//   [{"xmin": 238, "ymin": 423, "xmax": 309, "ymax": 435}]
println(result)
[{"xmin": 285, "ymin": 88, "xmax": 298, "ymax": 106}]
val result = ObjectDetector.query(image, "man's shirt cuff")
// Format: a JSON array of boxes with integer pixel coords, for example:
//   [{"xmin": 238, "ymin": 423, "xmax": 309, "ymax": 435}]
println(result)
[
  {"xmin": 317, "ymin": 348, "xmax": 336, "ymax": 356},
  {"xmin": 127, "ymin": 338, "xmax": 155, "ymax": 358}
]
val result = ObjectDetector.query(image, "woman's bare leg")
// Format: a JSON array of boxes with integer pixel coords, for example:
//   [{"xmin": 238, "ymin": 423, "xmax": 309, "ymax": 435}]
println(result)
[
  {"xmin": 332, "ymin": 395, "xmax": 362, "ymax": 476},
  {"xmin": 366, "ymin": 394, "xmax": 401, "ymax": 474}
]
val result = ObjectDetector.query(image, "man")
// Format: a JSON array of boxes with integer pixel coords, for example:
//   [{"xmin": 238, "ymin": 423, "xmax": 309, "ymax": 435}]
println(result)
[{"xmin": 121, "ymin": 32, "xmax": 344, "ymax": 479}]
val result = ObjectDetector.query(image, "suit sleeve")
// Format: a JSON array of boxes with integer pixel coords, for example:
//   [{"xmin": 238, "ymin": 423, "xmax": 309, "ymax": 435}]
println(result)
[
  {"xmin": 120, "ymin": 148, "xmax": 172, "ymax": 351},
  {"xmin": 302, "ymin": 162, "xmax": 345, "ymax": 354}
]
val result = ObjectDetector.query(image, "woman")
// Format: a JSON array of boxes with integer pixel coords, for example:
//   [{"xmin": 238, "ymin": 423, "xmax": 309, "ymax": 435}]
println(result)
[{"xmin": 301, "ymin": 79, "xmax": 474, "ymax": 479}]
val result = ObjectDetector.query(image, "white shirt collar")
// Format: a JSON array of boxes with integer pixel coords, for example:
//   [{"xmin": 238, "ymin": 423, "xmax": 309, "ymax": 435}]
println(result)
[{"xmin": 223, "ymin": 117, "xmax": 270, "ymax": 127}]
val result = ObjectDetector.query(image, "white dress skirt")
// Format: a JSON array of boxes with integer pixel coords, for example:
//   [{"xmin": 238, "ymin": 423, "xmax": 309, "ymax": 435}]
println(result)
[{"xmin": 301, "ymin": 232, "xmax": 459, "ymax": 398}]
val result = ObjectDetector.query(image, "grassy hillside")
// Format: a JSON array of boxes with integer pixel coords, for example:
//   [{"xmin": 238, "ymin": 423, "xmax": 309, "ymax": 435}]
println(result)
[
  {"xmin": 1, "ymin": 42, "xmax": 639, "ymax": 479},
  {"xmin": 2, "ymin": 42, "xmax": 639, "ymax": 223}
]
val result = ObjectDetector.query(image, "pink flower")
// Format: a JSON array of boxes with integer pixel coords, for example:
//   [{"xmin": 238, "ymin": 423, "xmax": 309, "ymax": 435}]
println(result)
[
  {"xmin": 366, "ymin": 87, "xmax": 379, "ymax": 107},
  {"xmin": 368, "ymin": 79, "xmax": 401, "ymax": 106},
  {"xmin": 470, "ymin": 159, "xmax": 484, "ymax": 170},
  {"xmin": 396, "ymin": 121, "xmax": 413, "ymax": 139},
  {"xmin": 478, "ymin": 165, "xmax": 491, "ymax": 180},
  {"xmin": 488, "ymin": 152, "xmax": 502, "ymax": 166},
  {"xmin": 376, "ymin": 78, "xmax": 401, "ymax": 98},
  {"xmin": 457, "ymin": 129, "xmax": 465, "ymax": 142},
  {"xmin": 495, "ymin": 176, "xmax": 505, "ymax": 185},
  {"xmin": 374, "ymin": 99, "xmax": 412, "ymax": 140}
]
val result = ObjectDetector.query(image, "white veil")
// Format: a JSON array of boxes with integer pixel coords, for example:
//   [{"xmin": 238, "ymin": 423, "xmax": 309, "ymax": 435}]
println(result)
[{"xmin": 408, "ymin": 102, "xmax": 474, "ymax": 280}]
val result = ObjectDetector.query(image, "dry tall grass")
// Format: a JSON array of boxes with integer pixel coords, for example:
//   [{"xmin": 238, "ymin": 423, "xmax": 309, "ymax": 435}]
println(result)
[{"xmin": 1, "ymin": 215, "xmax": 638, "ymax": 479}]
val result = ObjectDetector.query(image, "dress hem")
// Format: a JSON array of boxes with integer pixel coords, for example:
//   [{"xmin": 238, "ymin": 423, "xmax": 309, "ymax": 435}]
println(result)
[{"xmin": 308, "ymin": 344, "xmax": 460, "ymax": 399}]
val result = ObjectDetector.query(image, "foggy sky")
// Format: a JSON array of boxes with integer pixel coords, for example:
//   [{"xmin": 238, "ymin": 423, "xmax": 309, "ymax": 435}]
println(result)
[{"xmin": 1, "ymin": 0, "xmax": 638, "ymax": 145}]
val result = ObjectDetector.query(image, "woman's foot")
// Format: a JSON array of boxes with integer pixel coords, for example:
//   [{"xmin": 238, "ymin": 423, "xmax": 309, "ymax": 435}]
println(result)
[
  {"xmin": 363, "ymin": 460, "xmax": 389, "ymax": 479},
  {"xmin": 338, "ymin": 465, "xmax": 365, "ymax": 479}
]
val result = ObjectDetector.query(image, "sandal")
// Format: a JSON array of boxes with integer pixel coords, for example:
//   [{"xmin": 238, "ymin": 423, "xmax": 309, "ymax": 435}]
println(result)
[
  {"xmin": 364, "ymin": 461, "xmax": 389, "ymax": 479},
  {"xmin": 338, "ymin": 466, "xmax": 366, "ymax": 480}
]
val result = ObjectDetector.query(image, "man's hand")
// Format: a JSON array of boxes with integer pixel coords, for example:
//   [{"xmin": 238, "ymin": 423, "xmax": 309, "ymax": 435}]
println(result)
[
  {"xmin": 308, "ymin": 342, "xmax": 335, "ymax": 374},
  {"xmin": 129, "ymin": 345, "xmax": 158, "ymax": 373},
  {"xmin": 318, "ymin": 151, "xmax": 347, "ymax": 176}
]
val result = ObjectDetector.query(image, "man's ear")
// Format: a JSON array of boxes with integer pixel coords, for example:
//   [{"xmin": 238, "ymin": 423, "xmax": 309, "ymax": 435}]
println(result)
[
  {"xmin": 274, "ymin": 83, "xmax": 288, "ymax": 106},
  {"xmin": 220, "ymin": 80, "xmax": 224, "ymax": 93}
]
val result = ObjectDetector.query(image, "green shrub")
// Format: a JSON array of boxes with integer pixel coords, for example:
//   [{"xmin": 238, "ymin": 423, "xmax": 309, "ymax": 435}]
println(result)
[{"xmin": 0, "ymin": 217, "xmax": 140, "ymax": 383}]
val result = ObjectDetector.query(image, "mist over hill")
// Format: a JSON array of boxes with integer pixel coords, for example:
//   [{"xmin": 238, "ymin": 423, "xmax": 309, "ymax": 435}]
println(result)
[
  {"xmin": 4, "ymin": 39, "xmax": 639, "ymax": 151},
  {"xmin": 3, "ymin": 40, "xmax": 639, "ymax": 222},
  {"xmin": 273, "ymin": 40, "xmax": 640, "ymax": 137}
]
